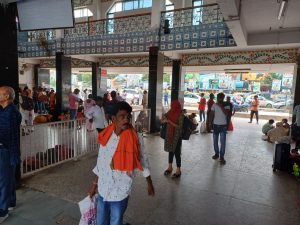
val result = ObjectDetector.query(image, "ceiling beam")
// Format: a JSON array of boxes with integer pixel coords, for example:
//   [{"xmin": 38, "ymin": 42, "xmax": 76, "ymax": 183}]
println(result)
[
  {"xmin": 216, "ymin": 0, "xmax": 247, "ymax": 47},
  {"xmin": 248, "ymin": 29, "xmax": 300, "ymax": 46}
]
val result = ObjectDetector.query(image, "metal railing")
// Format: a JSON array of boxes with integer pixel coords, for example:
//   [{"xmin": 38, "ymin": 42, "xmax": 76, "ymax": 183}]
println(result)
[
  {"xmin": 18, "ymin": 13, "xmax": 151, "ymax": 42},
  {"xmin": 160, "ymin": 3, "xmax": 223, "ymax": 31},
  {"xmin": 21, "ymin": 118, "xmax": 98, "ymax": 177},
  {"xmin": 20, "ymin": 109, "xmax": 151, "ymax": 177},
  {"xmin": 64, "ymin": 13, "xmax": 151, "ymax": 39}
]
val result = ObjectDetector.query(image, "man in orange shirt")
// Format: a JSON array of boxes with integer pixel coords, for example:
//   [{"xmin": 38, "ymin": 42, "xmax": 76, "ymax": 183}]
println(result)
[
  {"xmin": 249, "ymin": 95, "xmax": 259, "ymax": 124},
  {"xmin": 198, "ymin": 93, "xmax": 206, "ymax": 122}
]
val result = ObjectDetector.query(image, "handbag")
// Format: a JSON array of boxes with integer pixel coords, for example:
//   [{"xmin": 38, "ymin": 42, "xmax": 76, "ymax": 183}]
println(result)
[
  {"xmin": 182, "ymin": 116, "xmax": 192, "ymax": 140},
  {"xmin": 160, "ymin": 123, "xmax": 167, "ymax": 139}
]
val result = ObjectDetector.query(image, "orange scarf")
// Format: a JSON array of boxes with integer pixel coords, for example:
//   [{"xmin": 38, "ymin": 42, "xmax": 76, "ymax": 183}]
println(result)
[{"xmin": 98, "ymin": 124, "xmax": 143, "ymax": 172}]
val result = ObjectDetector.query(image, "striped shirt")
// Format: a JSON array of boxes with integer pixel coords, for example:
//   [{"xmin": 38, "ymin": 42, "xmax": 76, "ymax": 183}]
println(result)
[{"xmin": 0, "ymin": 103, "xmax": 22, "ymax": 165}]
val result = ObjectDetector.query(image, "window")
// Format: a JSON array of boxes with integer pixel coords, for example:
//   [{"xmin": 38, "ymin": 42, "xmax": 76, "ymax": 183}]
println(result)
[
  {"xmin": 192, "ymin": 0, "xmax": 203, "ymax": 25},
  {"xmin": 108, "ymin": 0, "xmax": 152, "ymax": 14},
  {"xmin": 74, "ymin": 7, "xmax": 93, "ymax": 18},
  {"xmin": 107, "ymin": 0, "xmax": 152, "ymax": 33}
]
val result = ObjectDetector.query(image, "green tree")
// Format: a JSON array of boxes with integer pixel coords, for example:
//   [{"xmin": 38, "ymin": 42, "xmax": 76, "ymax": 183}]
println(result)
[
  {"xmin": 262, "ymin": 73, "xmax": 283, "ymax": 87},
  {"xmin": 141, "ymin": 74, "xmax": 149, "ymax": 82},
  {"xmin": 163, "ymin": 73, "xmax": 170, "ymax": 83}
]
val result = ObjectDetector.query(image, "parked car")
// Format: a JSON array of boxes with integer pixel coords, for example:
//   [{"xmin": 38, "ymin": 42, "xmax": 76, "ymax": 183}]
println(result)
[
  {"xmin": 184, "ymin": 92, "xmax": 200, "ymax": 104},
  {"xmin": 273, "ymin": 99, "xmax": 294, "ymax": 109},
  {"xmin": 122, "ymin": 89, "xmax": 140, "ymax": 105},
  {"xmin": 245, "ymin": 95, "xmax": 274, "ymax": 108}
]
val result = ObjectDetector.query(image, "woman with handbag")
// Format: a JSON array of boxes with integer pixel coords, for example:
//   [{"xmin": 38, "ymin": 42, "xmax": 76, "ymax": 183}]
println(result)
[{"xmin": 162, "ymin": 100, "xmax": 184, "ymax": 178}]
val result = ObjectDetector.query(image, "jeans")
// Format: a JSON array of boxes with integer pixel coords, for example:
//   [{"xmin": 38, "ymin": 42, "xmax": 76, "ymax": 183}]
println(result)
[
  {"xmin": 0, "ymin": 147, "xmax": 16, "ymax": 217},
  {"xmin": 199, "ymin": 110, "xmax": 205, "ymax": 121},
  {"xmin": 70, "ymin": 109, "xmax": 78, "ymax": 120},
  {"xmin": 37, "ymin": 102, "xmax": 46, "ymax": 113},
  {"xmin": 213, "ymin": 124, "xmax": 227, "ymax": 158},
  {"xmin": 164, "ymin": 98, "xmax": 168, "ymax": 106},
  {"xmin": 97, "ymin": 195, "xmax": 129, "ymax": 225}
]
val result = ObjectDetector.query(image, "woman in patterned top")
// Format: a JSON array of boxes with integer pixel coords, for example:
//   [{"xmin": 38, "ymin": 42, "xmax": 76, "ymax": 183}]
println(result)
[{"xmin": 162, "ymin": 100, "xmax": 184, "ymax": 178}]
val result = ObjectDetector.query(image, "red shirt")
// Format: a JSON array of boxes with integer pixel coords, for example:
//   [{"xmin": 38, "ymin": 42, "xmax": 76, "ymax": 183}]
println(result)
[{"xmin": 198, "ymin": 98, "xmax": 206, "ymax": 110}]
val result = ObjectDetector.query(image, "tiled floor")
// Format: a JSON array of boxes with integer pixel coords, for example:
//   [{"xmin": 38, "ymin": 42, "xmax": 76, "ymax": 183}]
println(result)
[{"xmin": 4, "ymin": 118, "xmax": 300, "ymax": 225}]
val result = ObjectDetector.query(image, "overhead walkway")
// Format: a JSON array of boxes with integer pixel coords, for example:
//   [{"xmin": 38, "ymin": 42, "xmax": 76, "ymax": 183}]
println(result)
[{"xmin": 4, "ymin": 118, "xmax": 300, "ymax": 225}]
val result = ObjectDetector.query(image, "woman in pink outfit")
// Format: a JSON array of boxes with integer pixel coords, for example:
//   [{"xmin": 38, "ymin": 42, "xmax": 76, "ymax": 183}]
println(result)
[{"xmin": 84, "ymin": 94, "xmax": 95, "ymax": 131}]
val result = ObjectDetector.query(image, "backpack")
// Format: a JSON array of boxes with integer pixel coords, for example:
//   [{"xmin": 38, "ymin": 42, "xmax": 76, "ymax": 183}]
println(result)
[{"xmin": 21, "ymin": 96, "xmax": 34, "ymax": 111}]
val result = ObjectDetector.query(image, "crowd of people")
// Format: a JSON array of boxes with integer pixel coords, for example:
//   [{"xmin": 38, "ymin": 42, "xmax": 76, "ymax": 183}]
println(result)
[{"xmin": 1, "ymin": 84, "xmax": 300, "ymax": 224}]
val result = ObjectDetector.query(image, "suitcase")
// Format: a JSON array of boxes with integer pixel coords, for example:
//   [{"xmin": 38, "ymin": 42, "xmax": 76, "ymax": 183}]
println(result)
[{"xmin": 272, "ymin": 143, "xmax": 291, "ymax": 172}]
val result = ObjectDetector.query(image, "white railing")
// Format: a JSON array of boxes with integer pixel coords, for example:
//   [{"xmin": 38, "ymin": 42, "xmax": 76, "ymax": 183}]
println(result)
[
  {"xmin": 20, "ymin": 118, "xmax": 98, "ymax": 177},
  {"xmin": 20, "ymin": 109, "xmax": 151, "ymax": 177}
]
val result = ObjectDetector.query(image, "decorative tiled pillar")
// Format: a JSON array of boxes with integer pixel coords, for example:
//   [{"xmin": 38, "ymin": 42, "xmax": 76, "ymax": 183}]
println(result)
[
  {"xmin": 148, "ymin": 46, "xmax": 164, "ymax": 133},
  {"xmin": 0, "ymin": 3, "xmax": 19, "ymax": 102},
  {"xmin": 55, "ymin": 52, "xmax": 72, "ymax": 114}
]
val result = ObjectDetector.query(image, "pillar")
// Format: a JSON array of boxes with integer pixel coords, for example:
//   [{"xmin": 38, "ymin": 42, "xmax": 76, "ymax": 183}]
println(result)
[
  {"xmin": 92, "ymin": 62, "xmax": 101, "ymax": 97},
  {"xmin": 0, "ymin": 3, "xmax": 19, "ymax": 103},
  {"xmin": 171, "ymin": 60, "xmax": 182, "ymax": 101},
  {"xmin": 0, "ymin": 2, "xmax": 21, "ymax": 186},
  {"xmin": 55, "ymin": 52, "xmax": 72, "ymax": 114},
  {"xmin": 148, "ymin": 46, "xmax": 164, "ymax": 133},
  {"xmin": 151, "ymin": 0, "xmax": 165, "ymax": 29},
  {"xmin": 34, "ymin": 65, "xmax": 39, "ymax": 88},
  {"xmin": 293, "ymin": 62, "xmax": 300, "ymax": 122}
]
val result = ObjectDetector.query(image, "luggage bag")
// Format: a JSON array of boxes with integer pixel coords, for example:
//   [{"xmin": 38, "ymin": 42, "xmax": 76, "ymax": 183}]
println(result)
[{"xmin": 272, "ymin": 142, "xmax": 291, "ymax": 172}]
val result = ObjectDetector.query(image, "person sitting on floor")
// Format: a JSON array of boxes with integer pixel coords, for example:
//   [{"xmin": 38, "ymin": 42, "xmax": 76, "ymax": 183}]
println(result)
[
  {"xmin": 188, "ymin": 113, "xmax": 198, "ymax": 134},
  {"xmin": 262, "ymin": 119, "xmax": 275, "ymax": 135},
  {"xmin": 267, "ymin": 122, "xmax": 288, "ymax": 143},
  {"xmin": 282, "ymin": 118, "xmax": 290, "ymax": 135}
]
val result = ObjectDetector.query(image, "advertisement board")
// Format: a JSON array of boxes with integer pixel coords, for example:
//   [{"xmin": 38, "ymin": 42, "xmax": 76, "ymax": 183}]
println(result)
[
  {"xmin": 281, "ymin": 74, "xmax": 293, "ymax": 89},
  {"xmin": 272, "ymin": 79, "xmax": 281, "ymax": 91},
  {"xmin": 253, "ymin": 82, "xmax": 261, "ymax": 92}
]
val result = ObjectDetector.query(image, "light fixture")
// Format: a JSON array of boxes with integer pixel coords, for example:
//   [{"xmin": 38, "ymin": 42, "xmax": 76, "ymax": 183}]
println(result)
[{"xmin": 278, "ymin": 0, "xmax": 288, "ymax": 20}]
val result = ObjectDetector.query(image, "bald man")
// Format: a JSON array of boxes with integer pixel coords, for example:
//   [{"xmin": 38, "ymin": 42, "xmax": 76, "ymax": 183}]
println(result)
[{"xmin": 0, "ymin": 86, "xmax": 22, "ymax": 223}]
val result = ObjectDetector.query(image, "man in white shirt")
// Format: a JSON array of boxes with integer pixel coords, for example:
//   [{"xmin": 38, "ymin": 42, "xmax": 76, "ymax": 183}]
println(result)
[
  {"xmin": 88, "ymin": 101, "xmax": 155, "ymax": 225},
  {"xmin": 86, "ymin": 96, "xmax": 108, "ymax": 133},
  {"xmin": 211, "ymin": 93, "xmax": 230, "ymax": 164}
]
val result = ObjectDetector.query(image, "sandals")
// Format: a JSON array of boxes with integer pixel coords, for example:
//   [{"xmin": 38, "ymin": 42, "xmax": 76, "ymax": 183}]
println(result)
[
  {"xmin": 164, "ymin": 169, "xmax": 172, "ymax": 175},
  {"xmin": 171, "ymin": 172, "xmax": 181, "ymax": 178}
]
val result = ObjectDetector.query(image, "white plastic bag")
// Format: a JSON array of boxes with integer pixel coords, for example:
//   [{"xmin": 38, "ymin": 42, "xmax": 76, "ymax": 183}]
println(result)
[
  {"xmin": 78, "ymin": 195, "xmax": 97, "ymax": 225},
  {"xmin": 200, "ymin": 122, "xmax": 207, "ymax": 133}
]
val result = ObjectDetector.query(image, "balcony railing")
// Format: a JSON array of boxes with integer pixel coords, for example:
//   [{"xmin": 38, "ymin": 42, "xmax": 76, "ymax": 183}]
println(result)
[
  {"xmin": 160, "ymin": 3, "xmax": 223, "ymax": 32},
  {"xmin": 64, "ymin": 12, "xmax": 152, "ymax": 39},
  {"xmin": 17, "ymin": 4, "xmax": 235, "ymax": 57}
]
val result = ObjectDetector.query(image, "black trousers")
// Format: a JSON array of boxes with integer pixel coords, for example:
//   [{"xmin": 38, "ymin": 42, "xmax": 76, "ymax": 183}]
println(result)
[
  {"xmin": 168, "ymin": 139, "xmax": 182, "ymax": 168},
  {"xmin": 250, "ymin": 110, "xmax": 259, "ymax": 122}
]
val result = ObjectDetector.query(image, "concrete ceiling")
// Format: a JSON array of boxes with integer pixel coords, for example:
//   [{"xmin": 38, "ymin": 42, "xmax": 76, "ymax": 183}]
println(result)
[
  {"xmin": 242, "ymin": 0, "xmax": 300, "ymax": 34},
  {"xmin": 217, "ymin": 0, "xmax": 300, "ymax": 47}
]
